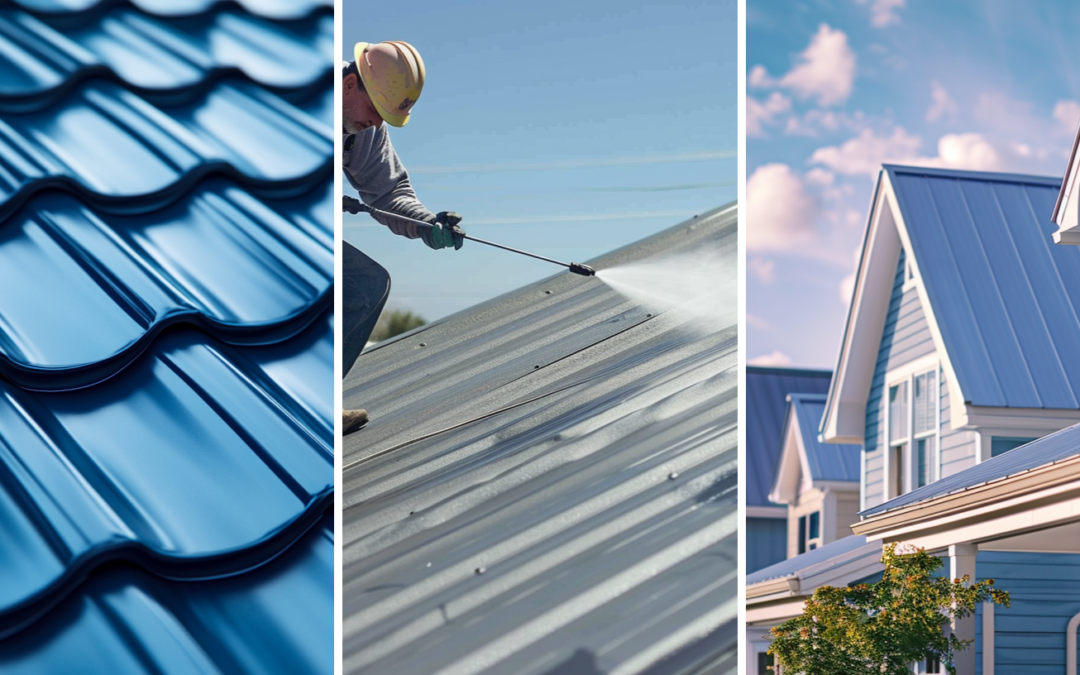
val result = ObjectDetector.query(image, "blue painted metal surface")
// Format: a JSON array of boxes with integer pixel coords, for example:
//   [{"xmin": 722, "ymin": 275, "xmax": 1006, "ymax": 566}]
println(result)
[
  {"xmin": 11, "ymin": 0, "xmax": 330, "ymax": 20},
  {"xmin": 746, "ymin": 534, "xmax": 870, "ymax": 585},
  {"xmin": 787, "ymin": 393, "xmax": 860, "ymax": 483},
  {"xmin": 746, "ymin": 517, "xmax": 787, "ymax": 575},
  {"xmin": 862, "ymin": 421, "xmax": 1080, "ymax": 516},
  {"xmin": 885, "ymin": 165, "xmax": 1080, "ymax": 410},
  {"xmin": 746, "ymin": 366, "xmax": 832, "ymax": 507},
  {"xmin": 0, "ymin": 0, "xmax": 331, "ymax": 670}
]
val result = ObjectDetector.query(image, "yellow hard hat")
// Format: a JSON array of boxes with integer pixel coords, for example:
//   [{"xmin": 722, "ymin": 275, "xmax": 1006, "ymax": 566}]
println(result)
[{"xmin": 353, "ymin": 41, "xmax": 426, "ymax": 127}]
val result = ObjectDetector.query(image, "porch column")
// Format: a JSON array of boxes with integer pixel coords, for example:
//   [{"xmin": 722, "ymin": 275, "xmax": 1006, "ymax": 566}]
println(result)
[{"xmin": 950, "ymin": 544, "xmax": 978, "ymax": 675}]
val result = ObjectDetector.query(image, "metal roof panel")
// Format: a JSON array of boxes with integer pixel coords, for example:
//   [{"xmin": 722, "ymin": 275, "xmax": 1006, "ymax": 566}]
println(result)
[
  {"xmin": 343, "ymin": 206, "xmax": 738, "ymax": 674},
  {"xmin": 788, "ymin": 393, "xmax": 860, "ymax": 483}
]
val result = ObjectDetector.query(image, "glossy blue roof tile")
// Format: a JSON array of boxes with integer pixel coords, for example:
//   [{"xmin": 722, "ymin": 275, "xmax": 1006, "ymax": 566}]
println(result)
[
  {"xmin": 0, "ymin": 310, "xmax": 332, "ymax": 636},
  {"xmin": 746, "ymin": 366, "xmax": 832, "ymax": 507},
  {"xmin": 12, "ymin": 0, "xmax": 332, "ymax": 21},
  {"xmin": 0, "ymin": 178, "xmax": 332, "ymax": 389},
  {"xmin": 0, "ymin": 79, "xmax": 331, "ymax": 221},
  {"xmin": 884, "ymin": 165, "xmax": 1080, "ymax": 409},
  {"xmin": 0, "ymin": 8, "xmax": 332, "ymax": 99},
  {"xmin": 787, "ymin": 393, "xmax": 860, "ymax": 483},
  {"xmin": 0, "ymin": 509, "xmax": 333, "ymax": 674}
]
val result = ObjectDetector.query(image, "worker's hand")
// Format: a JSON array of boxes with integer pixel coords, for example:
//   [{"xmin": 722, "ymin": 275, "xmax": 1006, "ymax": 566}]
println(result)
[
  {"xmin": 342, "ymin": 195, "xmax": 366, "ymax": 214},
  {"xmin": 422, "ymin": 212, "xmax": 465, "ymax": 250}
]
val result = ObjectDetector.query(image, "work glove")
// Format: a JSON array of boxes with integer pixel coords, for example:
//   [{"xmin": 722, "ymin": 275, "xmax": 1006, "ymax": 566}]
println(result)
[{"xmin": 422, "ymin": 212, "xmax": 465, "ymax": 250}]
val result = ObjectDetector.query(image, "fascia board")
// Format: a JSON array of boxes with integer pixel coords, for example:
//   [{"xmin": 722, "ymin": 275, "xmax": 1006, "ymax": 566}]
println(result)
[
  {"xmin": 822, "ymin": 172, "xmax": 896, "ymax": 444},
  {"xmin": 853, "ymin": 454, "xmax": 1080, "ymax": 541},
  {"xmin": 746, "ymin": 599, "xmax": 809, "ymax": 625},
  {"xmin": 1052, "ymin": 116, "xmax": 1080, "ymax": 226},
  {"xmin": 746, "ymin": 576, "xmax": 799, "ymax": 600},
  {"xmin": 963, "ymin": 406, "xmax": 1080, "ymax": 431},
  {"xmin": 811, "ymin": 480, "xmax": 860, "ymax": 493},
  {"xmin": 747, "ymin": 505, "xmax": 787, "ymax": 518},
  {"xmin": 881, "ymin": 172, "xmax": 969, "ymax": 429}
]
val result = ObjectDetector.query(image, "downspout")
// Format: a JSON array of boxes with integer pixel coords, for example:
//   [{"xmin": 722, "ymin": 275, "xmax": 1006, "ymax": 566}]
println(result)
[{"xmin": 1067, "ymin": 610, "xmax": 1080, "ymax": 675}]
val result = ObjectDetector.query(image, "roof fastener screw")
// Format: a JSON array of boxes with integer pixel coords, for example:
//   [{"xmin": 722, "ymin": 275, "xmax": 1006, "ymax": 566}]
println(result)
[
  {"xmin": 475, "ymin": 567, "xmax": 486, "ymax": 575},
  {"xmin": 668, "ymin": 472, "xmax": 679, "ymax": 480},
  {"xmin": 545, "ymin": 290, "xmax": 552, "ymax": 295},
  {"xmin": 534, "ymin": 365, "xmax": 540, "ymax": 369},
  {"xmin": 419, "ymin": 342, "xmax": 427, "ymax": 347},
  {"xmin": 426, "ymin": 562, "xmax": 432, "ymax": 568}
]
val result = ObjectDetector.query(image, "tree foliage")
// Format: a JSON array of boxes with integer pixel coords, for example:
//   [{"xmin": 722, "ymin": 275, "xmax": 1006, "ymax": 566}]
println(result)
[
  {"xmin": 769, "ymin": 543, "xmax": 1009, "ymax": 675},
  {"xmin": 370, "ymin": 309, "xmax": 426, "ymax": 342}
]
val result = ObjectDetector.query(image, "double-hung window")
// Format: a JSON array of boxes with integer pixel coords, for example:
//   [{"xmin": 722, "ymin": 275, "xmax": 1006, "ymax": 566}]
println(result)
[
  {"xmin": 887, "ymin": 368, "xmax": 938, "ymax": 498},
  {"xmin": 797, "ymin": 511, "xmax": 821, "ymax": 554}
]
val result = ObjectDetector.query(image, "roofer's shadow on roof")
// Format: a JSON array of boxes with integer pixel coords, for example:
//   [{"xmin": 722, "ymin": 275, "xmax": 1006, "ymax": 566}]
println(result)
[{"xmin": 540, "ymin": 649, "xmax": 606, "ymax": 675}]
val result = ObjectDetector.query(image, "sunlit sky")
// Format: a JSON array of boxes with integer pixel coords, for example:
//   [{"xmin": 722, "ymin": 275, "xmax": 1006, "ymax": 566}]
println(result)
[
  {"xmin": 343, "ymin": 0, "xmax": 736, "ymax": 324},
  {"xmin": 747, "ymin": 0, "xmax": 1080, "ymax": 368}
]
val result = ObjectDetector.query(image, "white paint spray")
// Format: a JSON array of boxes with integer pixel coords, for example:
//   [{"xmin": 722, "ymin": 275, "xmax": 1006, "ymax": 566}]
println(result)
[{"xmin": 596, "ymin": 245, "xmax": 735, "ymax": 332}]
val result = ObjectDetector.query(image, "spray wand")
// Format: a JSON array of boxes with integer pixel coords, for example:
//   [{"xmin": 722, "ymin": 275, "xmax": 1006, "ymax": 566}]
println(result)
[{"xmin": 342, "ymin": 196, "xmax": 596, "ymax": 277}]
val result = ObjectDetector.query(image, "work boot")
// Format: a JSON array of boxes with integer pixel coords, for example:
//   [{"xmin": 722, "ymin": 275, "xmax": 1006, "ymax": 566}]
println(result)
[{"xmin": 343, "ymin": 409, "xmax": 369, "ymax": 435}]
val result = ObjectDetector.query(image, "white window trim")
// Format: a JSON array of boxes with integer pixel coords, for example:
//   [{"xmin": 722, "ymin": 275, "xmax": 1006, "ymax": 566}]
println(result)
[
  {"xmin": 883, "ymin": 357, "xmax": 941, "ymax": 499},
  {"xmin": 976, "ymin": 428, "xmax": 1043, "ymax": 463},
  {"xmin": 901, "ymin": 255, "xmax": 918, "ymax": 293}
]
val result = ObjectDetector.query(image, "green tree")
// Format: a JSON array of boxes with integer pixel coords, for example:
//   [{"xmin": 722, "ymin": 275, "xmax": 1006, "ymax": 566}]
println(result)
[
  {"xmin": 370, "ymin": 309, "xmax": 426, "ymax": 343},
  {"xmin": 769, "ymin": 543, "xmax": 1009, "ymax": 675}
]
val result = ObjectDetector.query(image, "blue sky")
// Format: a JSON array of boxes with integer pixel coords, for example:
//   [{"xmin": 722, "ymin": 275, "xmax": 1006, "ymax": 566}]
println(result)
[
  {"xmin": 747, "ymin": 0, "xmax": 1080, "ymax": 368},
  {"xmin": 343, "ymin": 0, "xmax": 736, "ymax": 324}
]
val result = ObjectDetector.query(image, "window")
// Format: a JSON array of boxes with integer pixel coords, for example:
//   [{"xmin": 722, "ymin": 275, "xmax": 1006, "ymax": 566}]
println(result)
[
  {"xmin": 991, "ymin": 436, "xmax": 1035, "ymax": 458},
  {"xmin": 757, "ymin": 651, "xmax": 774, "ymax": 674},
  {"xmin": 915, "ymin": 654, "xmax": 941, "ymax": 673},
  {"xmin": 798, "ymin": 511, "xmax": 822, "ymax": 554},
  {"xmin": 886, "ymin": 369, "xmax": 938, "ymax": 497}
]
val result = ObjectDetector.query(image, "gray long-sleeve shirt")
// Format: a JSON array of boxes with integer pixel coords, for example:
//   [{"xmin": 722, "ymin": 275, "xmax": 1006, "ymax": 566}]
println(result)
[{"xmin": 343, "ymin": 125, "xmax": 435, "ymax": 240}]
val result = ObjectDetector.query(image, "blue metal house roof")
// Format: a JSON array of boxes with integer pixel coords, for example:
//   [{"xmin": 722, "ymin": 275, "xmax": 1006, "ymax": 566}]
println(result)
[
  {"xmin": 0, "ymin": 0, "xmax": 331, "ymax": 670},
  {"xmin": 746, "ymin": 366, "xmax": 832, "ymax": 507},
  {"xmin": 861, "ymin": 422, "xmax": 1080, "ymax": 517},
  {"xmin": 746, "ymin": 533, "xmax": 870, "ymax": 586},
  {"xmin": 884, "ymin": 165, "xmax": 1080, "ymax": 409},
  {"xmin": 787, "ymin": 393, "xmax": 860, "ymax": 483}
]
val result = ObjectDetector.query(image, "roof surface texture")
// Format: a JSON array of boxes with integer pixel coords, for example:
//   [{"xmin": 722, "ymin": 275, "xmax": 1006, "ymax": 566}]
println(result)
[
  {"xmin": 343, "ymin": 205, "xmax": 738, "ymax": 675},
  {"xmin": 0, "ymin": 1, "xmax": 332, "ymax": 671},
  {"xmin": 885, "ymin": 165, "xmax": 1080, "ymax": 409},
  {"xmin": 745, "ymin": 366, "xmax": 832, "ymax": 507}
]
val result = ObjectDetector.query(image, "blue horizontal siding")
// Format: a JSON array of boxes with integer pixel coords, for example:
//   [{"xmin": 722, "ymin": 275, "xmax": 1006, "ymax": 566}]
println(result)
[{"xmin": 747, "ymin": 517, "xmax": 787, "ymax": 574}]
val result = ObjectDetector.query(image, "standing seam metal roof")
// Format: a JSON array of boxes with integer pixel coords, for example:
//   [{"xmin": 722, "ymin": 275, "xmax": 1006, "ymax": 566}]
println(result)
[
  {"xmin": 745, "ymin": 366, "xmax": 832, "ymax": 507},
  {"xmin": 0, "ymin": 0, "xmax": 332, "ymax": 670},
  {"xmin": 343, "ymin": 206, "xmax": 737, "ymax": 675},
  {"xmin": 885, "ymin": 165, "xmax": 1080, "ymax": 409},
  {"xmin": 787, "ymin": 393, "xmax": 860, "ymax": 483}
]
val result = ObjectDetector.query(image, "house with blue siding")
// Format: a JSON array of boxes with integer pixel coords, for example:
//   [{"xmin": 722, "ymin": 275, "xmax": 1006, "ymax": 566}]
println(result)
[
  {"xmin": 747, "ymin": 164, "xmax": 1080, "ymax": 675},
  {"xmin": 745, "ymin": 367, "xmax": 833, "ymax": 574}
]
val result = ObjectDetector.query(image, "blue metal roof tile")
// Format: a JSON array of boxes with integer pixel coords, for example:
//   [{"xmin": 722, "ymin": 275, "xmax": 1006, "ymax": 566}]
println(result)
[
  {"xmin": 0, "ymin": 311, "xmax": 332, "ymax": 636},
  {"xmin": 0, "ymin": 79, "xmax": 330, "ymax": 222},
  {"xmin": 0, "ymin": 179, "xmax": 332, "ymax": 389},
  {"xmin": 0, "ymin": 8, "xmax": 332, "ymax": 99},
  {"xmin": 885, "ymin": 165, "xmax": 1080, "ymax": 409},
  {"xmin": 861, "ymin": 422, "xmax": 1080, "ymax": 517},
  {"xmin": 788, "ymin": 393, "xmax": 860, "ymax": 483},
  {"xmin": 746, "ymin": 366, "xmax": 832, "ymax": 506},
  {"xmin": 0, "ymin": 509, "xmax": 333, "ymax": 674},
  {"xmin": 12, "ymin": 0, "xmax": 332, "ymax": 21},
  {"xmin": 746, "ymin": 534, "xmax": 870, "ymax": 586}
]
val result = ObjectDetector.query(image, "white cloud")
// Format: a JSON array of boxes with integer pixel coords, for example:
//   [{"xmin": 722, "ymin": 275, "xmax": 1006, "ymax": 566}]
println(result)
[
  {"xmin": 857, "ymin": 0, "xmax": 905, "ymax": 28},
  {"xmin": 749, "ymin": 350, "xmax": 794, "ymax": 367},
  {"xmin": 747, "ymin": 92, "xmax": 791, "ymax": 136},
  {"xmin": 809, "ymin": 127, "xmax": 922, "ymax": 175},
  {"xmin": 1053, "ymin": 100, "xmax": 1080, "ymax": 136},
  {"xmin": 748, "ymin": 65, "xmax": 773, "ymax": 88},
  {"xmin": 778, "ymin": 24, "xmax": 856, "ymax": 106},
  {"xmin": 931, "ymin": 133, "xmax": 1002, "ymax": 171},
  {"xmin": 747, "ymin": 163, "xmax": 819, "ymax": 251},
  {"xmin": 748, "ymin": 257, "xmax": 776, "ymax": 283},
  {"xmin": 747, "ymin": 314, "xmax": 771, "ymax": 330},
  {"xmin": 839, "ymin": 271, "xmax": 857, "ymax": 306},
  {"xmin": 926, "ymin": 81, "xmax": 958, "ymax": 123}
]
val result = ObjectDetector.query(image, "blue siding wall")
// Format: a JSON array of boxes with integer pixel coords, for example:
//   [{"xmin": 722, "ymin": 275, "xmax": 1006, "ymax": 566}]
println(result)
[
  {"xmin": 747, "ymin": 517, "xmax": 788, "ymax": 574},
  {"xmin": 940, "ymin": 368, "xmax": 978, "ymax": 478},
  {"xmin": 864, "ymin": 249, "xmax": 937, "ymax": 508},
  {"xmin": 975, "ymin": 551, "xmax": 1080, "ymax": 675}
]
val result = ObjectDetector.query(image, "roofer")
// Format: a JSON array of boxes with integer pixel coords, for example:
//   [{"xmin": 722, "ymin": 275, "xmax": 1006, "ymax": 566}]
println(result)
[{"xmin": 342, "ymin": 40, "xmax": 463, "ymax": 435}]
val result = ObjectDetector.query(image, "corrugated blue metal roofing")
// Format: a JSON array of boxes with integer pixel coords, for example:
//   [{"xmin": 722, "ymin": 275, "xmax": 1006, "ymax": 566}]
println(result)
[
  {"xmin": 0, "ymin": 0, "xmax": 331, "ymax": 670},
  {"xmin": 746, "ymin": 366, "xmax": 832, "ymax": 507},
  {"xmin": 861, "ymin": 422, "xmax": 1080, "ymax": 516},
  {"xmin": 745, "ymin": 534, "xmax": 870, "ymax": 586},
  {"xmin": 885, "ymin": 165, "xmax": 1080, "ymax": 409},
  {"xmin": 787, "ymin": 393, "xmax": 860, "ymax": 483},
  {"xmin": 343, "ymin": 207, "xmax": 737, "ymax": 675}
]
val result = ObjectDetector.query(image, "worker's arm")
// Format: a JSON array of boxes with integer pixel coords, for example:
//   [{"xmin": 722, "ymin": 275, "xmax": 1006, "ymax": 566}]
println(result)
[{"xmin": 343, "ymin": 126, "xmax": 437, "ymax": 240}]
